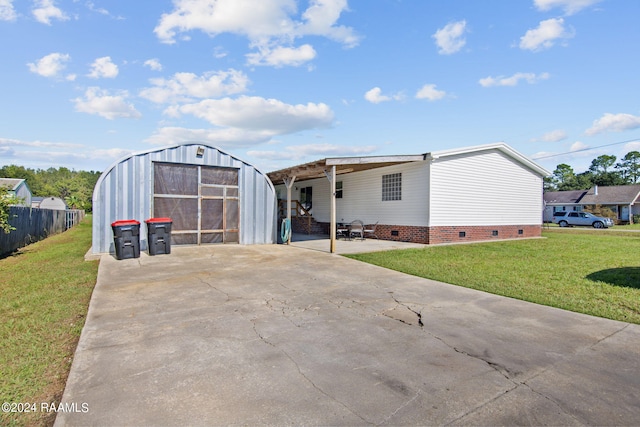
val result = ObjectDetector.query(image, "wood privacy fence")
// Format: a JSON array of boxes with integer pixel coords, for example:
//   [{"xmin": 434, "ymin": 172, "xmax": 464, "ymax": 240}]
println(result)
[{"xmin": 0, "ymin": 207, "xmax": 85, "ymax": 256}]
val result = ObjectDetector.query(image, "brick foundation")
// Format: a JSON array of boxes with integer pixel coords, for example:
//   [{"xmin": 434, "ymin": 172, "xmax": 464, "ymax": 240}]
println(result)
[
  {"xmin": 319, "ymin": 222, "xmax": 542, "ymax": 245},
  {"xmin": 426, "ymin": 224, "xmax": 541, "ymax": 245}
]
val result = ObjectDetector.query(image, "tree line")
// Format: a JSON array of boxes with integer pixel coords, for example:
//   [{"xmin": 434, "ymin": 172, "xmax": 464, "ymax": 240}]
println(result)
[
  {"xmin": 0, "ymin": 165, "xmax": 100, "ymax": 211},
  {"xmin": 545, "ymin": 151, "xmax": 640, "ymax": 192}
]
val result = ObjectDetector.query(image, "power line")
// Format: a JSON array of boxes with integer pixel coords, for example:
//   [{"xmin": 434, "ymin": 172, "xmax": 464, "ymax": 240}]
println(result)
[{"xmin": 531, "ymin": 137, "xmax": 640, "ymax": 160}]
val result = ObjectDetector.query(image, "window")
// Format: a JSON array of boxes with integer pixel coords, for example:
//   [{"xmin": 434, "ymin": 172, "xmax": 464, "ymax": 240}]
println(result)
[
  {"xmin": 336, "ymin": 181, "xmax": 343, "ymax": 199},
  {"xmin": 382, "ymin": 173, "xmax": 402, "ymax": 201}
]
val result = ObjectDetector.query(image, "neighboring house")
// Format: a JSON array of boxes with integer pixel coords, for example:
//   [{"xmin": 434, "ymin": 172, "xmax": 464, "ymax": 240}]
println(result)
[
  {"xmin": 544, "ymin": 185, "xmax": 640, "ymax": 223},
  {"xmin": 268, "ymin": 143, "xmax": 550, "ymax": 245},
  {"xmin": 580, "ymin": 185, "xmax": 640, "ymax": 222},
  {"xmin": 37, "ymin": 196, "xmax": 68, "ymax": 210},
  {"xmin": 0, "ymin": 178, "xmax": 32, "ymax": 207},
  {"xmin": 542, "ymin": 190, "xmax": 588, "ymax": 222}
]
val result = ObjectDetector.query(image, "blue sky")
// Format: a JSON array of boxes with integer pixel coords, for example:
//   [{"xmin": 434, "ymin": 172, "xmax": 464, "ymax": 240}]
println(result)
[{"xmin": 1, "ymin": 0, "xmax": 639, "ymax": 176}]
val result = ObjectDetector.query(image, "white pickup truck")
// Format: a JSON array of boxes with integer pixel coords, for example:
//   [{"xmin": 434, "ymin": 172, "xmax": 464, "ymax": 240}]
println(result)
[{"xmin": 552, "ymin": 211, "xmax": 614, "ymax": 228}]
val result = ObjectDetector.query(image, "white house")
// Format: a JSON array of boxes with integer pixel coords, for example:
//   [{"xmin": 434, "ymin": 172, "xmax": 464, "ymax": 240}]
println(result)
[
  {"xmin": 0, "ymin": 178, "xmax": 32, "ymax": 207},
  {"xmin": 268, "ymin": 143, "xmax": 550, "ymax": 247}
]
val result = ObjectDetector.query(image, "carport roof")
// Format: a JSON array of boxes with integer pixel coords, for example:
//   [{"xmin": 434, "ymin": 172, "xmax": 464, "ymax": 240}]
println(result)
[{"xmin": 267, "ymin": 154, "xmax": 425, "ymax": 185}]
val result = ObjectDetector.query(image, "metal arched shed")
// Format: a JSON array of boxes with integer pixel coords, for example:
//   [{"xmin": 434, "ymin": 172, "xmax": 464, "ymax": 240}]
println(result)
[{"xmin": 92, "ymin": 142, "xmax": 277, "ymax": 255}]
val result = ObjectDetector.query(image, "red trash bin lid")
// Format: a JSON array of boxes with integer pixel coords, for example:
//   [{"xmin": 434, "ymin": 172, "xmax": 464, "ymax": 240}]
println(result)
[
  {"xmin": 145, "ymin": 217, "xmax": 173, "ymax": 223},
  {"xmin": 111, "ymin": 219, "xmax": 140, "ymax": 227}
]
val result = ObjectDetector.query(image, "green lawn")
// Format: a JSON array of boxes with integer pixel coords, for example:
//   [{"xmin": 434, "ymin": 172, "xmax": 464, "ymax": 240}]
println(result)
[
  {"xmin": 347, "ymin": 229, "xmax": 640, "ymax": 324},
  {"xmin": 0, "ymin": 216, "xmax": 98, "ymax": 427}
]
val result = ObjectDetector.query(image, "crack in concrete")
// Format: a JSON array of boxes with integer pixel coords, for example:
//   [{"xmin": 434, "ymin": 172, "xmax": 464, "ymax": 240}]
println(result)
[
  {"xmin": 196, "ymin": 277, "xmax": 231, "ymax": 302},
  {"xmin": 388, "ymin": 295, "xmax": 424, "ymax": 327},
  {"xmin": 439, "ymin": 323, "xmax": 635, "ymax": 425},
  {"xmin": 520, "ymin": 381, "xmax": 584, "ymax": 425},
  {"xmin": 247, "ymin": 317, "xmax": 372, "ymax": 425},
  {"xmin": 444, "ymin": 385, "xmax": 519, "ymax": 426},
  {"xmin": 378, "ymin": 388, "xmax": 423, "ymax": 426}
]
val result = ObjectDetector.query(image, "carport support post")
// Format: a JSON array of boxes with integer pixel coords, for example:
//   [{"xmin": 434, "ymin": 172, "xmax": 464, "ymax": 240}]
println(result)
[
  {"xmin": 324, "ymin": 166, "xmax": 337, "ymax": 254},
  {"xmin": 284, "ymin": 176, "xmax": 296, "ymax": 244},
  {"xmin": 331, "ymin": 166, "xmax": 336, "ymax": 253}
]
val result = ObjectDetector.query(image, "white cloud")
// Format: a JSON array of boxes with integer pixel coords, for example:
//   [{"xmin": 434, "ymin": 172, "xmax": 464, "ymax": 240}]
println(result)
[
  {"xmin": 415, "ymin": 84, "xmax": 446, "ymax": 101},
  {"xmin": 169, "ymin": 96, "xmax": 334, "ymax": 135},
  {"xmin": 0, "ymin": 0, "xmax": 17, "ymax": 21},
  {"xmin": 544, "ymin": 129, "xmax": 568, "ymax": 142},
  {"xmin": 0, "ymin": 146, "xmax": 16, "ymax": 158},
  {"xmin": 533, "ymin": 0, "xmax": 602, "ymax": 15},
  {"xmin": 213, "ymin": 46, "xmax": 228, "ymax": 59},
  {"xmin": 153, "ymin": 0, "xmax": 359, "ymax": 67},
  {"xmin": 139, "ymin": 69, "xmax": 249, "ymax": 104},
  {"xmin": 27, "ymin": 52, "xmax": 71, "ymax": 78},
  {"xmin": 623, "ymin": 140, "xmax": 640, "ymax": 153},
  {"xmin": 73, "ymin": 87, "xmax": 141, "ymax": 120},
  {"xmin": 246, "ymin": 44, "xmax": 316, "ymax": 67},
  {"xmin": 145, "ymin": 126, "xmax": 273, "ymax": 147},
  {"xmin": 297, "ymin": 0, "xmax": 359, "ymax": 48},
  {"xmin": 0, "ymin": 138, "xmax": 133, "ymax": 170},
  {"xmin": 432, "ymin": 20, "xmax": 467, "ymax": 55},
  {"xmin": 249, "ymin": 143, "xmax": 377, "ymax": 161},
  {"xmin": 570, "ymin": 140, "xmax": 589, "ymax": 152},
  {"xmin": 519, "ymin": 18, "xmax": 572, "ymax": 51},
  {"xmin": 0, "ymin": 137, "xmax": 83, "ymax": 149},
  {"xmin": 365, "ymin": 87, "xmax": 388, "ymax": 104},
  {"xmin": 585, "ymin": 113, "xmax": 640, "ymax": 136},
  {"xmin": 532, "ymin": 129, "xmax": 568, "ymax": 142},
  {"xmin": 479, "ymin": 72, "xmax": 550, "ymax": 87},
  {"xmin": 32, "ymin": 0, "xmax": 68, "ymax": 25},
  {"xmin": 364, "ymin": 87, "xmax": 403, "ymax": 104},
  {"xmin": 144, "ymin": 58, "xmax": 163, "ymax": 71},
  {"xmin": 88, "ymin": 56, "xmax": 119, "ymax": 79}
]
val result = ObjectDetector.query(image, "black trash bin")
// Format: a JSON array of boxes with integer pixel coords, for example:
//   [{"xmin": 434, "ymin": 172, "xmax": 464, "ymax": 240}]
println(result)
[
  {"xmin": 145, "ymin": 217, "xmax": 172, "ymax": 255},
  {"xmin": 111, "ymin": 220, "xmax": 141, "ymax": 260}
]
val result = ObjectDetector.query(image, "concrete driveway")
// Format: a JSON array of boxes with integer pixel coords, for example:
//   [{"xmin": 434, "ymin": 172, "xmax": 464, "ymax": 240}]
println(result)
[{"xmin": 56, "ymin": 244, "xmax": 640, "ymax": 426}]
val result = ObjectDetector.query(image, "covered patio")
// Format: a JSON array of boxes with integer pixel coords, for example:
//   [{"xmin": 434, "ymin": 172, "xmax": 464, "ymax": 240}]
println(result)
[{"xmin": 268, "ymin": 154, "xmax": 424, "ymax": 253}]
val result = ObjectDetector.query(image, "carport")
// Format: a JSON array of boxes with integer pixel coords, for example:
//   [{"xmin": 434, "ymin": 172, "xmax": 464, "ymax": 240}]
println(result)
[{"xmin": 268, "ymin": 155, "xmax": 422, "ymax": 252}]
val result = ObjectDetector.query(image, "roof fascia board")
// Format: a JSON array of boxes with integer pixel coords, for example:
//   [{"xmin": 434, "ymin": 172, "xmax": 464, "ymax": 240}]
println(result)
[{"xmin": 326, "ymin": 155, "xmax": 424, "ymax": 166}]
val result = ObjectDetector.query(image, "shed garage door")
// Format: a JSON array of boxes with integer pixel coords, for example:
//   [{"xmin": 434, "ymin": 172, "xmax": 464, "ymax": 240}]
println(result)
[{"xmin": 153, "ymin": 162, "xmax": 239, "ymax": 245}]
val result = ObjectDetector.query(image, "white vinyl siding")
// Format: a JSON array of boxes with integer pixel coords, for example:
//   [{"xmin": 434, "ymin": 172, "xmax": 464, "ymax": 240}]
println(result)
[
  {"xmin": 428, "ymin": 150, "xmax": 543, "ymax": 226},
  {"xmin": 276, "ymin": 161, "xmax": 429, "ymax": 226}
]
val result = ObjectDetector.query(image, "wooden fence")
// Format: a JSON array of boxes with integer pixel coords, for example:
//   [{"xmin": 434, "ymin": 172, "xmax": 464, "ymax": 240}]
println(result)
[{"xmin": 0, "ymin": 207, "xmax": 85, "ymax": 256}]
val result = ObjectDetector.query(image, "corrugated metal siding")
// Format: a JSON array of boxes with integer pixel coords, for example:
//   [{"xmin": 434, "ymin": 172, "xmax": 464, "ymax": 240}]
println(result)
[
  {"xmin": 429, "ymin": 149, "xmax": 543, "ymax": 226},
  {"xmin": 276, "ymin": 161, "xmax": 429, "ymax": 226},
  {"xmin": 92, "ymin": 143, "xmax": 276, "ymax": 254}
]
